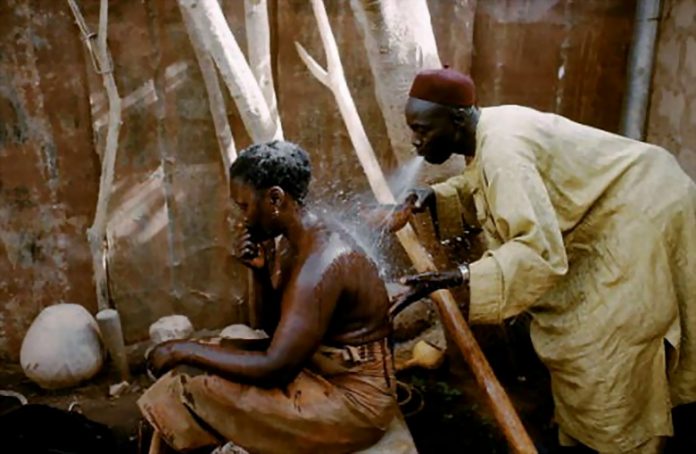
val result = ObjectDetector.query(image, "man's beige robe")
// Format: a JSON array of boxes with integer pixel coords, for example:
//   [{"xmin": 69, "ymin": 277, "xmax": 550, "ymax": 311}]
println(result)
[{"xmin": 431, "ymin": 105, "xmax": 696, "ymax": 452}]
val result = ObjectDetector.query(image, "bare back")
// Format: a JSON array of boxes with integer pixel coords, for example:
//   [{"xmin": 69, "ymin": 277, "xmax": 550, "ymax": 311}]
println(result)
[{"xmin": 271, "ymin": 223, "xmax": 391, "ymax": 348}]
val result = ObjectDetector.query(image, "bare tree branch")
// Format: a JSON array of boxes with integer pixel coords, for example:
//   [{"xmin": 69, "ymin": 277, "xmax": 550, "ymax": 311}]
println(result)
[
  {"xmin": 297, "ymin": 0, "xmax": 392, "ymax": 201},
  {"xmin": 180, "ymin": 2, "xmax": 236, "ymax": 179},
  {"xmin": 245, "ymin": 0, "xmax": 282, "ymax": 137},
  {"xmin": 294, "ymin": 43, "xmax": 329, "ymax": 88},
  {"xmin": 178, "ymin": 0, "xmax": 280, "ymax": 142}
]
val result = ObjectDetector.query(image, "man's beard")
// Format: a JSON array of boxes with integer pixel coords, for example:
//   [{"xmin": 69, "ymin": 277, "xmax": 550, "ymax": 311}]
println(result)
[
  {"xmin": 421, "ymin": 134, "xmax": 458, "ymax": 164},
  {"xmin": 424, "ymin": 151, "xmax": 452, "ymax": 164}
]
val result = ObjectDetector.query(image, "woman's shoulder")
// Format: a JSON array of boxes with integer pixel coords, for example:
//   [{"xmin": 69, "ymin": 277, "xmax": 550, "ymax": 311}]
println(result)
[{"xmin": 304, "ymin": 226, "xmax": 375, "ymax": 276}]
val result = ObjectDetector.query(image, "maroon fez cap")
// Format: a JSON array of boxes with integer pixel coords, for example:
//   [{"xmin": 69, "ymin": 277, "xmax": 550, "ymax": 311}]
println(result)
[{"xmin": 409, "ymin": 66, "xmax": 476, "ymax": 107}]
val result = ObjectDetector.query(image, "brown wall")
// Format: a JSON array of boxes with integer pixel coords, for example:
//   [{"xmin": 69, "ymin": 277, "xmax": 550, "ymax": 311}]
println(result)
[
  {"xmin": 0, "ymin": 0, "xmax": 100, "ymax": 359},
  {"xmin": 647, "ymin": 0, "xmax": 696, "ymax": 179},
  {"xmin": 0, "ymin": 0, "xmax": 638, "ymax": 359},
  {"xmin": 91, "ymin": 0, "xmax": 252, "ymax": 346},
  {"xmin": 471, "ymin": 0, "xmax": 635, "ymax": 132}
]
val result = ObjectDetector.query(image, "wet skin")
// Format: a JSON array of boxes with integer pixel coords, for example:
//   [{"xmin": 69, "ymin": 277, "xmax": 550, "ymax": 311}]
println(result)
[
  {"xmin": 148, "ymin": 180, "xmax": 391, "ymax": 388},
  {"xmin": 362, "ymin": 98, "xmax": 480, "ymax": 314}
]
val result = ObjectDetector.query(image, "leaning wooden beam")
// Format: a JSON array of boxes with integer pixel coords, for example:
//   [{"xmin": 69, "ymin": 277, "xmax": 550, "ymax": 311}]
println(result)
[
  {"xmin": 179, "ymin": 3, "xmax": 237, "ymax": 179},
  {"xmin": 297, "ymin": 1, "xmax": 536, "ymax": 452},
  {"xmin": 244, "ymin": 0, "xmax": 282, "ymax": 138},
  {"xmin": 177, "ymin": 0, "xmax": 280, "ymax": 142}
]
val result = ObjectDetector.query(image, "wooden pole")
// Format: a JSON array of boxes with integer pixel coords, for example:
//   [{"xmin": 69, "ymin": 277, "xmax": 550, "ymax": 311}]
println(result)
[
  {"xmin": 148, "ymin": 432, "xmax": 161, "ymax": 454},
  {"xmin": 297, "ymin": 1, "xmax": 536, "ymax": 452},
  {"xmin": 96, "ymin": 309, "xmax": 130, "ymax": 381},
  {"xmin": 68, "ymin": 0, "xmax": 130, "ymax": 382},
  {"xmin": 68, "ymin": 0, "xmax": 122, "ymax": 313}
]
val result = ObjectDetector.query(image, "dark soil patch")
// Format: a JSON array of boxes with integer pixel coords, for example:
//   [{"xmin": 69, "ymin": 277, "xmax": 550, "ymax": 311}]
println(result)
[
  {"xmin": 2, "ymin": 332, "xmax": 695, "ymax": 454},
  {"xmin": 1, "ymin": 363, "xmax": 148, "ymax": 453},
  {"xmin": 400, "ymin": 319, "xmax": 696, "ymax": 454}
]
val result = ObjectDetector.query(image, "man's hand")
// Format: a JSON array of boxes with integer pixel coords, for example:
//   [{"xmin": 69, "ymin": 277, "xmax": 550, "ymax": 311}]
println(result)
[
  {"xmin": 235, "ymin": 225, "xmax": 265, "ymax": 270},
  {"xmin": 390, "ymin": 269, "xmax": 464, "ymax": 318},
  {"xmin": 404, "ymin": 187, "xmax": 435, "ymax": 213},
  {"xmin": 359, "ymin": 203, "xmax": 414, "ymax": 233},
  {"xmin": 359, "ymin": 187, "xmax": 435, "ymax": 233},
  {"xmin": 146, "ymin": 340, "xmax": 189, "ymax": 377}
]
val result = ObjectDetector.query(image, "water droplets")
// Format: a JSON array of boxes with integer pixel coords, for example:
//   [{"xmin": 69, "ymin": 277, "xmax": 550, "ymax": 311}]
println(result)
[{"xmin": 309, "ymin": 157, "xmax": 425, "ymax": 279}]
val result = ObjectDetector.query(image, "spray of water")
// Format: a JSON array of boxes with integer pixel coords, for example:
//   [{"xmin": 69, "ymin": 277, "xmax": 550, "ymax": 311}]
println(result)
[
  {"xmin": 388, "ymin": 156, "xmax": 425, "ymax": 201},
  {"xmin": 310, "ymin": 156, "xmax": 425, "ymax": 278}
]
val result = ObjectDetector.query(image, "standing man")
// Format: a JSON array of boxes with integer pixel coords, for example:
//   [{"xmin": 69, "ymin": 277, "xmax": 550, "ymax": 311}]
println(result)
[{"xmin": 386, "ymin": 67, "xmax": 696, "ymax": 453}]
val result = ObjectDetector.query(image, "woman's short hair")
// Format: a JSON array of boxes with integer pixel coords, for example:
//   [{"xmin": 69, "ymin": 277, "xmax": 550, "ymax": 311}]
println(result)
[{"xmin": 229, "ymin": 140, "xmax": 311, "ymax": 205}]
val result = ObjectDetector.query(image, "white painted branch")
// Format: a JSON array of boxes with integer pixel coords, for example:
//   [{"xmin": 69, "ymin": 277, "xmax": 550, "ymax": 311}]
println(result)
[
  {"xmin": 177, "ymin": 0, "xmax": 279, "ymax": 142},
  {"xmin": 244, "ymin": 0, "xmax": 282, "ymax": 138},
  {"xmin": 178, "ymin": 0, "xmax": 286, "ymax": 330},
  {"xmin": 310, "ymin": 0, "xmax": 341, "ymax": 77},
  {"xmin": 303, "ymin": 0, "xmax": 393, "ymax": 201},
  {"xmin": 350, "ymin": 0, "xmax": 441, "ymax": 164},
  {"xmin": 298, "ymin": 1, "xmax": 535, "ymax": 452},
  {"xmin": 295, "ymin": 43, "xmax": 329, "ymax": 88},
  {"xmin": 404, "ymin": 0, "xmax": 440, "ymax": 67},
  {"xmin": 180, "ymin": 3, "xmax": 236, "ymax": 179},
  {"xmin": 84, "ymin": 0, "xmax": 122, "ymax": 312}
]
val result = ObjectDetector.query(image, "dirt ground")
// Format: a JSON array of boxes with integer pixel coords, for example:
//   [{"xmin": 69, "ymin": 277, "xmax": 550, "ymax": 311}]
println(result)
[
  {"xmin": 0, "ymin": 364, "xmax": 149, "ymax": 453},
  {"xmin": 1, "ymin": 329, "xmax": 694, "ymax": 454},
  {"xmin": 0, "ymin": 361, "xmax": 543, "ymax": 453}
]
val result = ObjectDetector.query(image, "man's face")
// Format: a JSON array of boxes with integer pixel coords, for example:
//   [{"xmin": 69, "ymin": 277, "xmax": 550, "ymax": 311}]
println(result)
[
  {"xmin": 230, "ymin": 179, "xmax": 276, "ymax": 241},
  {"xmin": 405, "ymin": 97, "xmax": 460, "ymax": 164}
]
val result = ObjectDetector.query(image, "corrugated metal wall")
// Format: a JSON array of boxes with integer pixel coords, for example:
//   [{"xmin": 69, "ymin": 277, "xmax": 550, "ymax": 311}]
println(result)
[{"xmin": 0, "ymin": 0, "xmax": 638, "ymax": 359}]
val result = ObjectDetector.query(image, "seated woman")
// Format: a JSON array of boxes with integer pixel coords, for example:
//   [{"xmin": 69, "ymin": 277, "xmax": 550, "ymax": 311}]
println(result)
[{"xmin": 138, "ymin": 141, "xmax": 399, "ymax": 453}]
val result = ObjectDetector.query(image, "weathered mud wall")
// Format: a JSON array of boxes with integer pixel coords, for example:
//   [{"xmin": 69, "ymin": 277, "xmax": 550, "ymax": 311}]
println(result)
[
  {"xmin": 0, "ymin": 0, "xmax": 638, "ymax": 359},
  {"xmin": 0, "ymin": 0, "xmax": 251, "ymax": 358},
  {"xmin": 471, "ymin": 0, "xmax": 635, "ymax": 132},
  {"xmin": 0, "ymin": 1, "xmax": 101, "ymax": 359},
  {"xmin": 89, "ymin": 0, "xmax": 251, "ymax": 346},
  {"xmin": 647, "ymin": 0, "xmax": 696, "ymax": 179}
]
